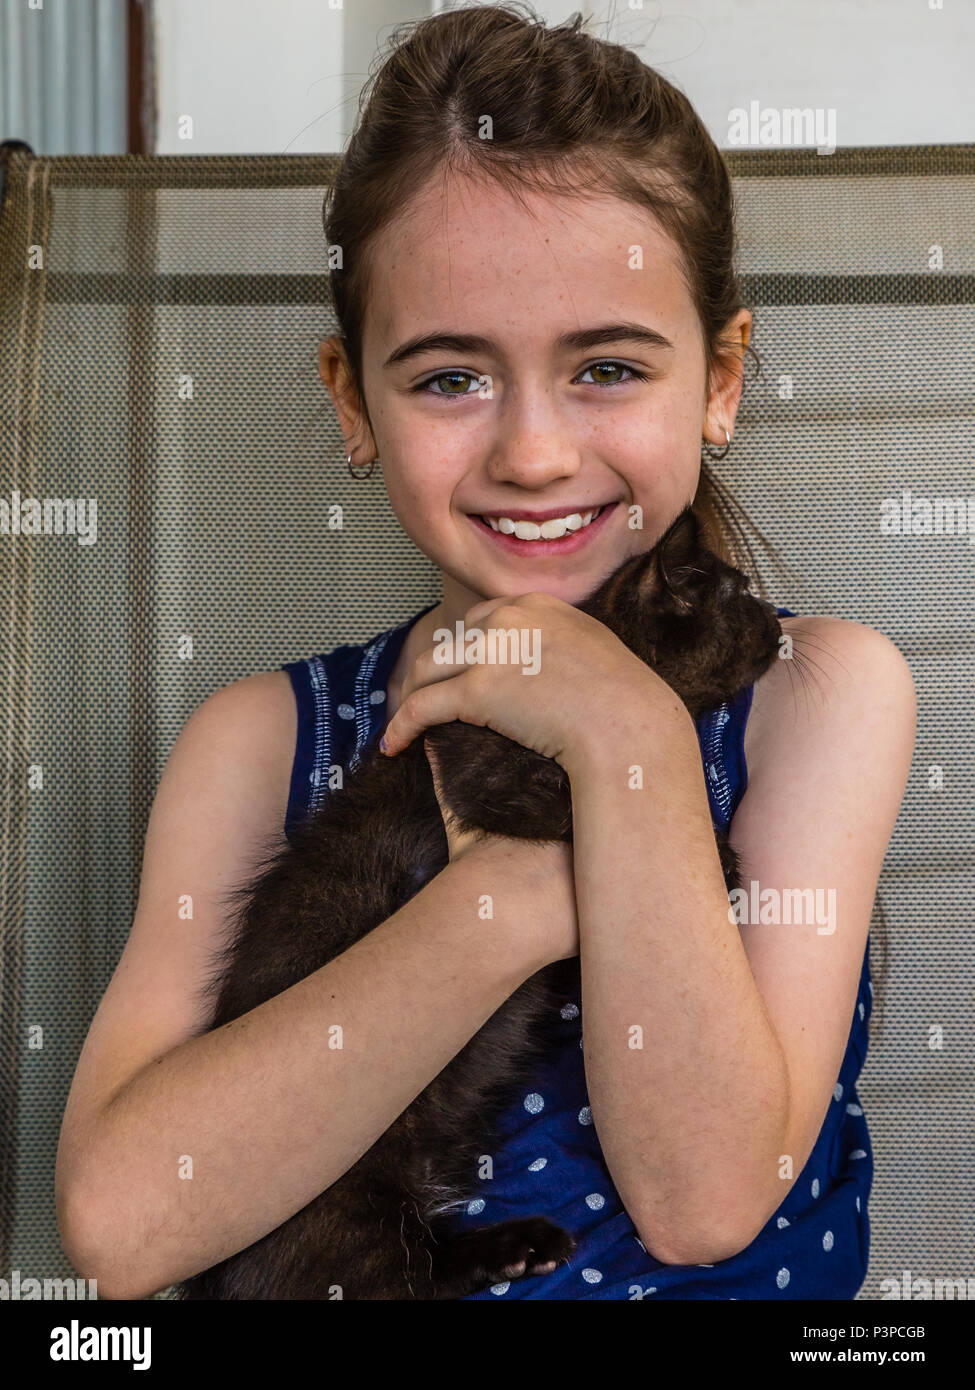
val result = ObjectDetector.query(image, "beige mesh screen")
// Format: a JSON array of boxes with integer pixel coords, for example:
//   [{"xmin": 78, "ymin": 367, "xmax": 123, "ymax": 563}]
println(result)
[{"xmin": 0, "ymin": 146, "xmax": 971, "ymax": 1300}]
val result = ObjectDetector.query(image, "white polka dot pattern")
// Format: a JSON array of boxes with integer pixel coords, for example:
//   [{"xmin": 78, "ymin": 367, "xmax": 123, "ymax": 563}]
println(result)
[{"xmin": 284, "ymin": 612, "xmax": 873, "ymax": 1301}]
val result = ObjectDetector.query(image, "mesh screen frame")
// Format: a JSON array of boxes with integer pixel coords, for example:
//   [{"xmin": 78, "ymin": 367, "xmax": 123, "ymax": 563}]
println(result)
[{"xmin": 1, "ymin": 145, "xmax": 972, "ymax": 1301}]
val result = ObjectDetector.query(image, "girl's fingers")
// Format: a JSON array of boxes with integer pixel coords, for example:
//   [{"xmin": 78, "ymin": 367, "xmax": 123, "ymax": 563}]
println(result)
[
  {"xmin": 399, "ymin": 643, "xmax": 468, "ymax": 705},
  {"xmin": 463, "ymin": 594, "xmax": 516, "ymax": 627},
  {"xmin": 382, "ymin": 671, "xmax": 473, "ymax": 755},
  {"xmin": 399, "ymin": 596, "xmax": 524, "ymax": 703}
]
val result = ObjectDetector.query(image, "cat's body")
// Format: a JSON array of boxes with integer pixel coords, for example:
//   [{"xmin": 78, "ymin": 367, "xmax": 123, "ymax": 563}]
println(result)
[{"xmin": 175, "ymin": 506, "xmax": 782, "ymax": 1300}]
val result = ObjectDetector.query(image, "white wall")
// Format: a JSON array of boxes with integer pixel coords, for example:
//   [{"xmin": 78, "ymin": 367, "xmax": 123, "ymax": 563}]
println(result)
[
  {"xmin": 153, "ymin": 0, "xmax": 410, "ymax": 154},
  {"xmin": 152, "ymin": 0, "xmax": 974, "ymax": 156}
]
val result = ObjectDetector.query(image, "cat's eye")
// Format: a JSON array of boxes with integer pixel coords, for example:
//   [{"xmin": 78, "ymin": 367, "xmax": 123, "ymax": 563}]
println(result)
[{"xmin": 412, "ymin": 360, "xmax": 652, "ymax": 397}]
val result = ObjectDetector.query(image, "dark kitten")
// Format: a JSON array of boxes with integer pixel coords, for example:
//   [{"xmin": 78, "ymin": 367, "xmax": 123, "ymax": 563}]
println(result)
[{"xmin": 175, "ymin": 505, "xmax": 782, "ymax": 1300}]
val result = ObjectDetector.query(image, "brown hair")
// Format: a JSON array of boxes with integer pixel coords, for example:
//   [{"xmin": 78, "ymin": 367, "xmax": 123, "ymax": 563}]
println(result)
[{"xmin": 322, "ymin": 2, "xmax": 888, "ymax": 1021}]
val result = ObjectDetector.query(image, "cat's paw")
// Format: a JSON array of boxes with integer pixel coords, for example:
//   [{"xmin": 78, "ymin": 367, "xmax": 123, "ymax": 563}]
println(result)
[{"xmin": 476, "ymin": 1217, "xmax": 577, "ymax": 1281}]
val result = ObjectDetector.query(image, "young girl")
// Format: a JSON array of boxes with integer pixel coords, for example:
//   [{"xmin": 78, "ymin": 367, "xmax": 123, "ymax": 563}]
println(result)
[{"xmin": 55, "ymin": 4, "xmax": 914, "ymax": 1301}]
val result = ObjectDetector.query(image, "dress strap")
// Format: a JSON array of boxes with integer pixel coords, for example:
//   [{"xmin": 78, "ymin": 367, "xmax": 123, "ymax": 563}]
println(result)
[
  {"xmin": 693, "ymin": 604, "xmax": 796, "ymax": 833},
  {"xmin": 280, "ymin": 603, "xmax": 439, "ymax": 841},
  {"xmin": 279, "ymin": 654, "xmax": 332, "ymax": 842}
]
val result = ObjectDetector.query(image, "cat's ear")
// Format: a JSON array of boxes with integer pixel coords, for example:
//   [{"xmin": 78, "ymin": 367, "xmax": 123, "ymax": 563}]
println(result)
[
  {"xmin": 656, "ymin": 505, "xmax": 702, "ymax": 567},
  {"xmin": 638, "ymin": 506, "xmax": 703, "ymax": 614}
]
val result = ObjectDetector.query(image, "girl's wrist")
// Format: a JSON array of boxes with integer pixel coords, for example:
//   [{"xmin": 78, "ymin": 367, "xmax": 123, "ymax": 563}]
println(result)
[
  {"xmin": 546, "ymin": 663, "xmax": 684, "ymax": 777},
  {"xmin": 446, "ymin": 836, "xmax": 577, "ymax": 971},
  {"xmin": 560, "ymin": 694, "xmax": 698, "ymax": 785}
]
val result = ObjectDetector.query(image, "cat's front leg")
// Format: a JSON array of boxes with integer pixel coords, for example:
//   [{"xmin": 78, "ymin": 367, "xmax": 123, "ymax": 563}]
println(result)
[{"xmin": 425, "ymin": 1216, "xmax": 577, "ymax": 1299}]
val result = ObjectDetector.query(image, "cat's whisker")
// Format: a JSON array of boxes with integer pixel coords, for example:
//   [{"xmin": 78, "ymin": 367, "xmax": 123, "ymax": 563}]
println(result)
[
  {"xmin": 781, "ymin": 648, "xmax": 841, "ymax": 726},
  {"xmin": 399, "ymin": 1203, "xmax": 417, "ymax": 1298},
  {"xmin": 781, "ymin": 653, "xmax": 815, "ymax": 721},
  {"xmin": 414, "ymin": 1197, "xmax": 436, "ymax": 1287},
  {"xmin": 791, "ymin": 632, "xmax": 853, "ymax": 681},
  {"xmin": 789, "ymin": 645, "xmax": 839, "ymax": 701}
]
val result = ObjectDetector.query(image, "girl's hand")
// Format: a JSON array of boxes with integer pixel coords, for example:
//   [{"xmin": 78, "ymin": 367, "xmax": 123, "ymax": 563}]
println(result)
[{"xmin": 381, "ymin": 592, "xmax": 674, "ymax": 776}]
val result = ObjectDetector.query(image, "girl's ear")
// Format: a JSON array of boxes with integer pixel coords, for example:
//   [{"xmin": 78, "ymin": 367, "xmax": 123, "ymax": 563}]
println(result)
[{"xmin": 318, "ymin": 337, "xmax": 376, "ymax": 455}]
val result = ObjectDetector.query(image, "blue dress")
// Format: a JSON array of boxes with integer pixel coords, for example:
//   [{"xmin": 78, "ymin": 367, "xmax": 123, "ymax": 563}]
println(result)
[{"xmin": 280, "ymin": 600, "xmax": 874, "ymax": 1300}]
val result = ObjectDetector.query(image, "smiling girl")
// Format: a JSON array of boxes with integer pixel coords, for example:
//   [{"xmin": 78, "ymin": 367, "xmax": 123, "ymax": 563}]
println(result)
[{"xmin": 56, "ymin": 4, "xmax": 915, "ymax": 1301}]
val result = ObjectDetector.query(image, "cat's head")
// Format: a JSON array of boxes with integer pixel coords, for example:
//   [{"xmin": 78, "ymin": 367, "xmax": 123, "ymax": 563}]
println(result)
[{"xmin": 579, "ymin": 505, "xmax": 782, "ymax": 716}]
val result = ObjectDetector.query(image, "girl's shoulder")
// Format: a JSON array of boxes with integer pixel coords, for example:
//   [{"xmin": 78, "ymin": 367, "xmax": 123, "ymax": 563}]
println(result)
[
  {"xmin": 194, "ymin": 668, "xmax": 298, "ymax": 819},
  {"xmin": 744, "ymin": 615, "xmax": 916, "ymax": 789}
]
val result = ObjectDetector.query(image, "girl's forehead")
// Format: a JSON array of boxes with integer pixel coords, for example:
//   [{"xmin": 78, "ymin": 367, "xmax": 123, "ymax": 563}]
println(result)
[
  {"xmin": 366, "ymin": 182, "xmax": 692, "ymax": 354},
  {"xmin": 381, "ymin": 172, "xmax": 676, "ymax": 259}
]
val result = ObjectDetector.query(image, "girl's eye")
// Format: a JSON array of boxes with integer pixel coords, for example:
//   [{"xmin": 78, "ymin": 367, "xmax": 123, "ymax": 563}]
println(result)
[
  {"xmin": 578, "ymin": 361, "xmax": 649, "ymax": 387},
  {"xmin": 414, "ymin": 360, "xmax": 649, "ymax": 396},
  {"xmin": 415, "ymin": 370, "xmax": 479, "ymax": 396}
]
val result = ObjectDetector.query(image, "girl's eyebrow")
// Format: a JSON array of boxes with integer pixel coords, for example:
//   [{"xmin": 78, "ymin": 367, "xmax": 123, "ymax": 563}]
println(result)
[{"xmin": 382, "ymin": 321, "xmax": 675, "ymax": 369}]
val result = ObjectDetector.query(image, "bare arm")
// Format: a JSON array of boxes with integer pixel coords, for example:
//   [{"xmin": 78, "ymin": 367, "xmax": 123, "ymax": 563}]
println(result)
[
  {"xmin": 58, "ymin": 837, "xmax": 570, "ymax": 1300},
  {"xmin": 56, "ymin": 664, "xmax": 575, "ymax": 1300}
]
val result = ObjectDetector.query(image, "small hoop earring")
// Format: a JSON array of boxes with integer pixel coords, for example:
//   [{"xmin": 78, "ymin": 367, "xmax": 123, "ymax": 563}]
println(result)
[
  {"xmin": 702, "ymin": 427, "xmax": 731, "ymax": 461},
  {"xmin": 346, "ymin": 452, "xmax": 378, "ymax": 479}
]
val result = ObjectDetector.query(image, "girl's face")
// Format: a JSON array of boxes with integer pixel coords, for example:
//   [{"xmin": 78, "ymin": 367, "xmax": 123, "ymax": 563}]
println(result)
[{"xmin": 322, "ymin": 170, "xmax": 749, "ymax": 617}]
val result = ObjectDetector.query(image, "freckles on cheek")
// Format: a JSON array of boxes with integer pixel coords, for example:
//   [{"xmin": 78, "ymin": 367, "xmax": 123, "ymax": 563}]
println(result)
[
  {"xmin": 386, "ymin": 473, "xmax": 452, "ymax": 541},
  {"xmin": 405, "ymin": 440, "xmax": 467, "ymax": 509},
  {"xmin": 635, "ymin": 416, "xmax": 692, "ymax": 470}
]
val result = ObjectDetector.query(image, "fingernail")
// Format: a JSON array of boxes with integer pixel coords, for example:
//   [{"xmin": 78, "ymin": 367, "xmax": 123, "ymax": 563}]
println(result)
[{"xmin": 380, "ymin": 735, "xmax": 388, "ymax": 753}]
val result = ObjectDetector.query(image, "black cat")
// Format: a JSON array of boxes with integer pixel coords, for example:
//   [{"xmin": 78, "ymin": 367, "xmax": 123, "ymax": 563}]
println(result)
[{"xmin": 175, "ymin": 504, "xmax": 782, "ymax": 1300}]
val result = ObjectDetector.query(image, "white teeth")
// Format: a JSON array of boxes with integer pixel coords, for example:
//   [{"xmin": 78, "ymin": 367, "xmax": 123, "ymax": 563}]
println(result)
[{"xmin": 483, "ymin": 507, "xmax": 603, "ymax": 539}]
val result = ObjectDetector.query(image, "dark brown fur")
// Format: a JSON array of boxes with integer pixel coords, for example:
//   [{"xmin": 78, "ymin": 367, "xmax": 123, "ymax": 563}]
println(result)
[{"xmin": 175, "ymin": 505, "xmax": 782, "ymax": 1300}]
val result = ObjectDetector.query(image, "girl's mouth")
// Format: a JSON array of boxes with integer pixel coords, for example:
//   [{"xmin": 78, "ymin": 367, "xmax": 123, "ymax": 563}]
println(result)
[{"xmin": 467, "ymin": 501, "xmax": 618, "ymax": 555}]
